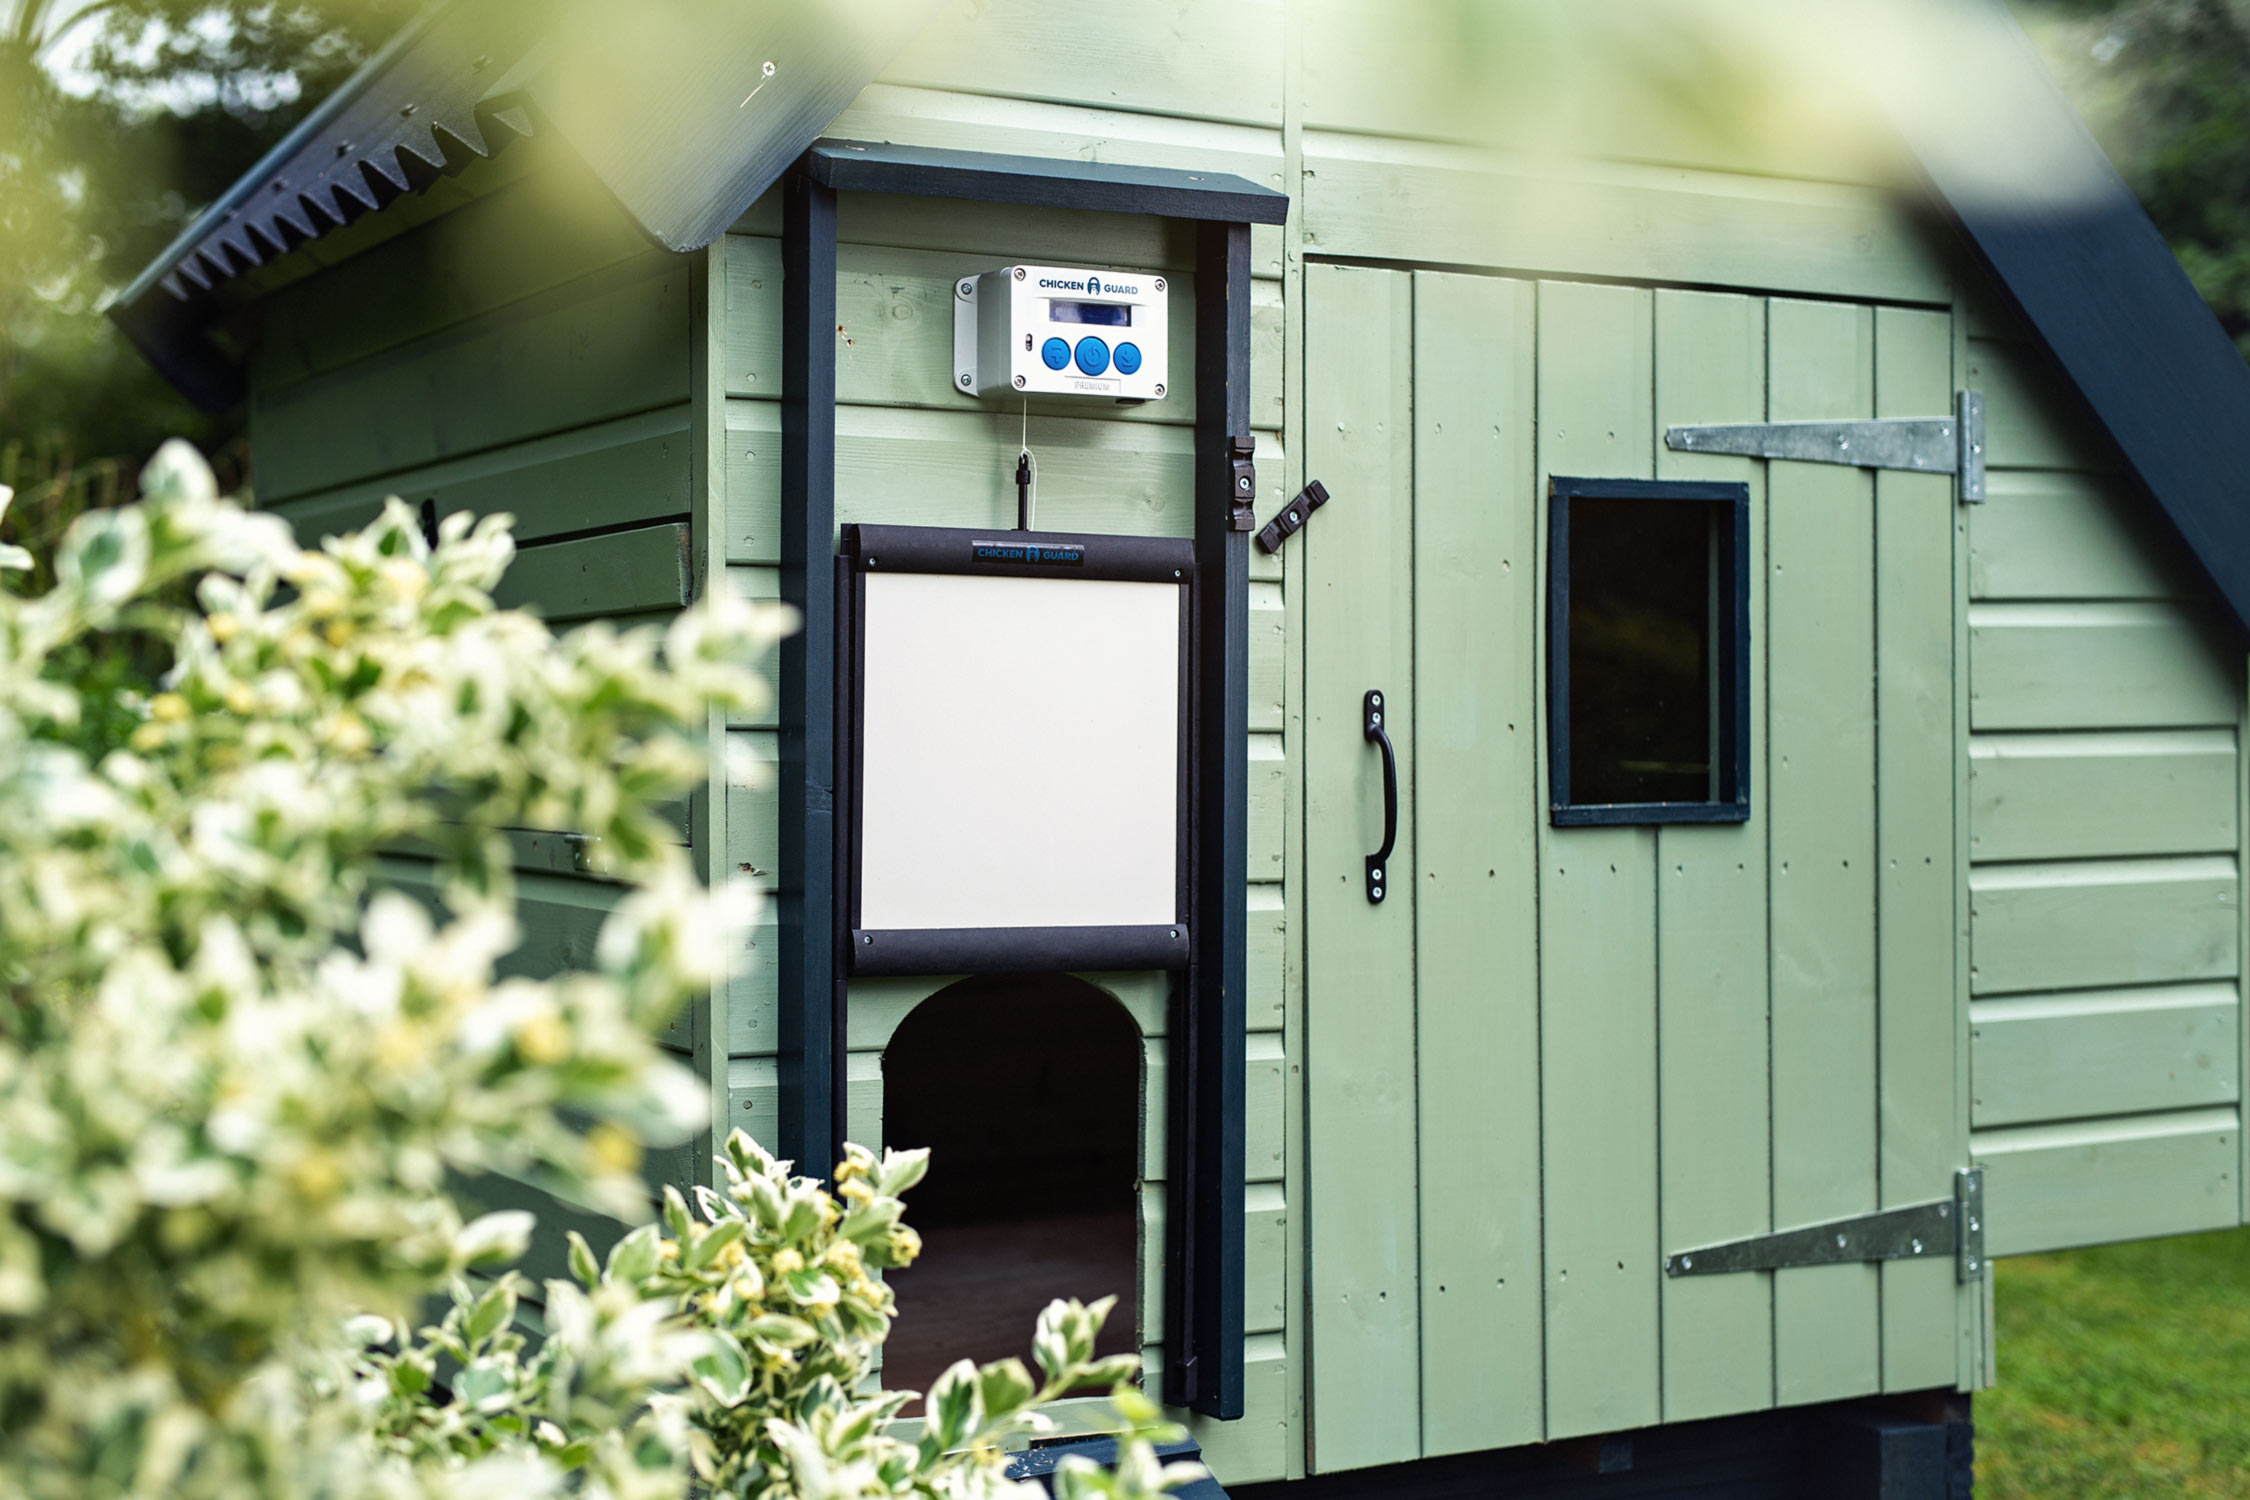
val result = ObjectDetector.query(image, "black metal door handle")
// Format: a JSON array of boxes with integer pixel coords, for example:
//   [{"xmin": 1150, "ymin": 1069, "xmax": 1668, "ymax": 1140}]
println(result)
[{"xmin": 1364, "ymin": 690, "xmax": 1396, "ymax": 904}]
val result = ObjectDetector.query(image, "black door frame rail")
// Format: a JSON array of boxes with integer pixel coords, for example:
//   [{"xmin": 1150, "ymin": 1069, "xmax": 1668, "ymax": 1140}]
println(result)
[{"xmin": 775, "ymin": 138, "xmax": 1287, "ymax": 1420}]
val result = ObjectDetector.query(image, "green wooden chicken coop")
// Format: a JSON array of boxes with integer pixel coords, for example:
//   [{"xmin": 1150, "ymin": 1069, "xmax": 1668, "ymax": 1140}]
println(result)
[{"xmin": 115, "ymin": 1, "xmax": 2250, "ymax": 1495}]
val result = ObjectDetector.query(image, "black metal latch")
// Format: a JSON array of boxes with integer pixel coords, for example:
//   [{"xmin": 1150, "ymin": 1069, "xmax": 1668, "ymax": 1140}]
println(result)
[
  {"xmin": 1227, "ymin": 434, "xmax": 1257, "ymax": 533},
  {"xmin": 1256, "ymin": 479, "xmax": 1330, "ymax": 554}
]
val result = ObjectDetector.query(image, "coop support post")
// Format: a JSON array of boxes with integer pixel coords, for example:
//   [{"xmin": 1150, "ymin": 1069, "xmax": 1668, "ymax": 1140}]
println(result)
[
  {"xmin": 779, "ymin": 169, "xmax": 845, "ymax": 1180},
  {"xmin": 1167, "ymin": 216, "xmax": 1251, "ymax": 1419}
]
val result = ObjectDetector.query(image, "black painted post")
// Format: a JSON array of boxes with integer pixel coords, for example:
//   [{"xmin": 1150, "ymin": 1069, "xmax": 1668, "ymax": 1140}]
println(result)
[
  {"xmin": 1166, "ymin": 217, "xmax": 1251, "ymax": 1419},
  {"xmin": 779, "ymin": 170, "xmax": 843, "ymax": 1179}
]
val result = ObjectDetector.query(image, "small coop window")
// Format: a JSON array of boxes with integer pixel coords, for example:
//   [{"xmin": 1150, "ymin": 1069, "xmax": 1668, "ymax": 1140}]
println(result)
[{"xmin": 1547, "ymin": 476, "xmax": 1751, "ymax": 826}]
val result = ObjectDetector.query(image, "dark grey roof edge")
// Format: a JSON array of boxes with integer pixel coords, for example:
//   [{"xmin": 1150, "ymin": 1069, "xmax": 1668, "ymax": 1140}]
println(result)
[
  {"xmin": 1901, "ymin": 3, "xmax": 2250, "ymax": 639},
  {"xmin": 802, "ymin": 139, "xmax": 1290, "ymax": 225}
]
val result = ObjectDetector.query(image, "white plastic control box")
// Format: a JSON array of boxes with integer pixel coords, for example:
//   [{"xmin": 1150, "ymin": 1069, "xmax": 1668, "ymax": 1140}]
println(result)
[{"xmin": 953, "ymin": 263, "xmax": 1169, "ymax": 401}]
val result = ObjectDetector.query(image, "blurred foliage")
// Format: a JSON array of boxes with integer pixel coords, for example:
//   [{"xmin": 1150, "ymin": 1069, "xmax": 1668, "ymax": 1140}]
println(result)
[
  {"xmin": 2014, "ymin": 0, "xmax": 2250, "ymax": 353},
  {"xmin": 0, "ymin": 0, "xmax": 414, "ymax": 499}
]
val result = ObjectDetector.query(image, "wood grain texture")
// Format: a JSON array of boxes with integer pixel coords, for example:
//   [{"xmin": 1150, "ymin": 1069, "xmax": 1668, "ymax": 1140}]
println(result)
[
  {"xmin": 492, "ymin": 522, "xmax": 692, "ymax": 623},
  {"xmin": 1651, "ymin": 287, "xmax": 1774, "ymax": 1423},
  {"xmin": 1301, "ymin": 134, "xmax": 1950, "ymax": 305},
  {"xmin": 1971, "ymin": 984, "xmax": 2240, "ymax": 1128},
  {"xmin": 1302, "ymin": 263, "xmax": 1421, "ymax": 1472},
  {"xmin": 1969, "ymin": 469, "xmax": 2194, "ymax": 602},
  {"xmin": 1970, "ymin": 730, "xmax": 2238, "ymax": 862},
  {"xmin": 1143, "ymin": 1036, "xmax": 1286, "ymax": 1186},
  {"xmin": 268, "ymin": 405, "xmax": 694, "ymax": 551},
  {"xmin": 1766, "ymin": 297, "xmax": 1881, "ymax": 1406},
  {"xmin": 254, "ymin": 255, "xmax": 692, "ymax": 503},
  {"xmin": 1535, "ymin": 278, "xmax": 1661, "ymax": 1441},
  {"xmin": 1410, "ymin": 270, "xmax": 1543, "ymax": 1455},
  {"xmin": 1141, "ymin": 1183, "xmax": 1289, "ymax": 1336},
  {"xmin": 1965, "ymin": 337, "xmax": 2116, "ymax": 473},
  {"xmin": 822, "ymin": 83, "xmax": 1286, "ymax": 275},
  {"xmin": 1975, "ymin": 1107, "xmax": 2240, "ymax": 1256},
  {"xmin": 1970, "ymin": 602, "xmax": 2241, "ymax": 731},
  {"xmin": 251, "ymin": 159, "xmax": 655, "ymax": 395},
  {"xmin": 873, "ymin": 0, "xmax": 1283, "ymax": 128},
  {"xmin": 1873, "ymin": 305, "xmax": 1963, "ymax": 1395},
  {"xmin": 721, "ymin": 238, "xmax": 1283, "ymax": 430},
  {"xmin": 1970, "ymin": 857, "xmax": 2239, "ymax": 997}
]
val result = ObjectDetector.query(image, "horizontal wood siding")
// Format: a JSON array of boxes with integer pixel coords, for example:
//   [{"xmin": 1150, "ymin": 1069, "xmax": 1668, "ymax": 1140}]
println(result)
[
  {"xmin": 1963, "ymin": 328, "xmax": 2248, "ymax": 1257},
  {"xmin": 1971, "ymin": 985, "xmax": 2239, "ymax": 1128},
  {"xmin": 1977, "ymin": 1109, "xmax": 2240, "ymax": 1257}
]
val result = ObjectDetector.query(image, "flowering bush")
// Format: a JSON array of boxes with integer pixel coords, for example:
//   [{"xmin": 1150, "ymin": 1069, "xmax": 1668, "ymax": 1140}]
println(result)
[{"xmin": 0, "ymin": 444, "xmax": 1185, "ymax": 1500}]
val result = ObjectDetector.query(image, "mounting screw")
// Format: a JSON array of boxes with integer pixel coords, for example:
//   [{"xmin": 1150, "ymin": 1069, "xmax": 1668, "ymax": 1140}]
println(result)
[
  {"xmin": 1013, "ymin": 374, "xmax": 1027, "ymax": 389},
  {"xmin": 959, "ymin": 372, "xmax": 973, "ymax": 387},
  {"xmin": 958, "ymin": 279, "xmax": 975, "ymax": 298},
  {"xmin": 1371, "ymin": 867, "xmax": 1383, "ymax": 882},
  {"xmin": 1835, "ymin": 1233, "xmax": 1847, "ymax": 1248},
  {"xmin": 1154, "ymin": 277, "xmax": 1166, "ymax": 291},
  {"xmin": 1013, "ymin": 267, "xmax": 1026, "ymax": 281},
  {"xmin": 1681, "ymin": 1256, "xmax": 1693, "ymax": 1270},
  {"xmin": 1153, "ymin": 383, "xmax": 1165, "ymax": 397},
  {"xmin": 1370, "ymin": 692, "xmax": 1382, "ymax": 707}
]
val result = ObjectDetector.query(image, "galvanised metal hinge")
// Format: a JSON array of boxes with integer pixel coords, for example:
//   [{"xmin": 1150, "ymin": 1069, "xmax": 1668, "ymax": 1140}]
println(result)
[
  {"xmin": 1665, "ymin": 1167, "xmax": 1986, "ymax": 1282},
  {"xmin": 1665, "ymin": 389, "xmax": 1986, "ymax": 503}
]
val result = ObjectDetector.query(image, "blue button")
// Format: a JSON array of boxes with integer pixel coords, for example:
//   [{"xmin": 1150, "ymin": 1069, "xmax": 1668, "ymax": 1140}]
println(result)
[
  {"xmin": 1041, "ymin": 337, "xmax": 1070, "ymax": 370},
  {"xmin": 1114, "ymin": 341, "xmax": 1143, "ymax": 375},
  {"xmin": 1074, "ymin": 336, "xmax": 1111, "ymax": 376}
]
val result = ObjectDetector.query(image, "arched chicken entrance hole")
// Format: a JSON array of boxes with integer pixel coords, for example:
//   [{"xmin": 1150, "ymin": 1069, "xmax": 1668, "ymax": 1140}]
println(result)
[{"xmin": 880, "ymin": 973, "xmax": 1141, "ymax": 1402}]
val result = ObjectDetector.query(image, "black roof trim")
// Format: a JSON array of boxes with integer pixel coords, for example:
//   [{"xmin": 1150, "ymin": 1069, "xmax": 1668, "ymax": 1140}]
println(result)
[
  {"xmin": 1898, "ymin": 11, "xmax": 2250, "ymax": 637},
  {"xmin": 801, "ymin": 140, "xmax": 1289, "ymax": 225}
]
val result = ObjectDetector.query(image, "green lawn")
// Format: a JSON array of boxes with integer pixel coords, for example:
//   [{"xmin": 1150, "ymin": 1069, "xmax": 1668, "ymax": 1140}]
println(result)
[{"xmin": 1980, "ymin": 1227, "xmax": 2250, "ymax": 1498}]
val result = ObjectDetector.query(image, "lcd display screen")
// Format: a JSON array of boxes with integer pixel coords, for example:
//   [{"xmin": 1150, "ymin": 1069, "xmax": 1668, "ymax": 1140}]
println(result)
[{"xmin": 1049, "ymin": 300, "xmax": 1132, "ymax": 327}]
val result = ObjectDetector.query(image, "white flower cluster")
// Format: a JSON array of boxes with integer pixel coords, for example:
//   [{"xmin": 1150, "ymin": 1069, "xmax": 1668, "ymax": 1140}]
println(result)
[{"xmin": 0, "ymin": 443, "xmax": 1196, "ymax": 1500}]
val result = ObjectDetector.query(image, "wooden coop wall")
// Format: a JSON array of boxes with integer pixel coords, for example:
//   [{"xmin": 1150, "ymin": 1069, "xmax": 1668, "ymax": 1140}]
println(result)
[
  {"xmin": 244, "ymin": 166, "xmax": 718, "ymax": 1267},
  {"xmin": 1960, "ymin": 309, "xmax": 2250, "ymax": 1257},
  {"xmin": 713, "ymin": 35, "xmax": 1294, "ymax": 1477}
]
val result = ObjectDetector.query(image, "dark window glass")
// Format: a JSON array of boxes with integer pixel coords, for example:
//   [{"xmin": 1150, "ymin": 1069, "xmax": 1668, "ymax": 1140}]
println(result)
[
  {"xmin": 1566, "ymin": 496, "xmax": 1716, "ymax": 806},
  {"xmin": 1049, "ymin": 300, "xmax": 1132, "ymax": 326}
]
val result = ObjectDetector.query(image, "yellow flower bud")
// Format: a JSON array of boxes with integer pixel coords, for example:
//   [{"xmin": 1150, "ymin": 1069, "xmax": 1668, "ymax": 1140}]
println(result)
[
  {"xmin": 290, "ymin": 1149, "xmax": 343, "ymax": 1203},
  {"xmin": 771, "ymin": 1248, "xmax": 804, "ymax": 1275},
  {"xmin": 322, "ymin": 618, "xmax": 356, "ymax": 648},
  {"xmin": 587, "ymin": 1122, "xmax": 642, "ymax": 1177},
  {"xmin": 206, "ymin": 612, "xmax": 239, "ymax": 642},
  {"xmin": 128, "ymin": 723, "xmax": 166, "ymax": 753},
  {"xmin": 511, "ymin": 1010, "xmax": 571, "ymax": 1066},
  {"xmin": 149, "ymin": 693, "xmax": 189, "ymax": 722},
  {"xmin": 223, "ymin": 682, "xmax": 257, "ymax": 715}
]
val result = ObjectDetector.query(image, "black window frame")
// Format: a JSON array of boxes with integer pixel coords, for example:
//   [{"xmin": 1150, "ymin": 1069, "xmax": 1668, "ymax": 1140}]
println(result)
[{"xmin": 1546, "ymin": 475, "xmax": 1752, "ymax": 827}]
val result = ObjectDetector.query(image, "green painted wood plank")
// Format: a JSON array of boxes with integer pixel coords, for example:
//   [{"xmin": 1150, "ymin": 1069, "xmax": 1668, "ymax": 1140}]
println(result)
[
  {"xmin": 1144, "ymin": 1037, "xmax": 1286, "ymax": 1186},
  {"xmin": 1974, "ymin": 1107, "xmax": 2240, "ymax": 1256},
  {"xmin": 492, "ymin": 522, "xmax": 692, "ymax": 623},
  {"xmin": 724, "ymin": 905, "xmax": 781, "ymax": 1058},
  {"xmin": 1969, "ymin": 601, "xmax": 2240, "ymax": 731},
  {"xmin": 1245, "ymin": 884, "xmax": 1285, "ymax": 1034},
  {"xmin": 252, "ymin": 162, "xmax": 657, "ymax": 395},
  {"xmin": 721, "ymin": 240, "xmax": 1284, "ymax": 431},
  {"xmin": 1767, "ymin": 296, "xmax": 1881, "ymax": 1406},
  {"xmin": 1408, "ymin": 270, "xmax": 1543, "ymax": 1455},
  {"xmin": 267, "ymin": 406, "xmax": 694, "ymax": 552},
  {"xmin": 873, "ymin": 0, "xmax": 1282, "ymax": 126},
  {"xmin": 1249, "ymin": 733, "xmax": 1285, "ymax": 886},
  {"xmin": 1249, "ymin": 582, "xmax": 1285, "ymax": 734},
  {"xmin": 1651, "ymin": 287, "xmax": 1773, "ymax": 1423},
  {"xmin": 1301, "ymin": 138, "xmax": 1951, "ymax": 305},
  {"xmin": 1965, "ymin": 337, "xmax": 2117, "ymax": 473},
  {"xmin": 1970, "ymin": 730, "xmax": 2239, "ymax": 862},
  {"xmin": 1297, "ymin": 0, "xmax": 1886, "ymax": 183},
  {"xmin": 723, "ymin": 732, "xmax": 780, "ymax": 888},
  {"xmin": 1535, "ymin": 277, "xmax": 1661, "ymax": 1441},
  {"xmin": 823, "ymin": 84, "xmax": 1287, "ymax": 276},
  {"xmin": 1141, "ymin": 1184, "xmax": 1289, "ymax": 1337},
  {"xmin": 1968, "ymin": 469, "xmax": 2194, "ymax": 602},
  {"xmin": 725, "ymin": 403, "xmax": 1291, "ymax": 566},
  {"xmin": 1970, "ymin": 856, "xmax": 2239, "ymax": 996},
  {"xmin": 844, "ymin": 974, "xmax": 1170, "ymax": 1055},
  {"xmin": 254, "ymin": 255, "xmax": 692, "ymax": 503},
  {"xmin": 1178, "ymin": 1336, "xmax": 1292, "ymax": 1483},
  {"xmin": 1873, "ymin": 304, "xmax": 1962, "ymax": 1396},
  {"xmin": 726, "ymin": 1053, "xmax": 881, "ymax": 1164},
  {"xmin": 1302, "ymin": 262, "xmax": 1421, "ymax": 1472},
  {"xmin": 1971, "ymin": 984, "xmax": 2240, "ymax": 1128}
]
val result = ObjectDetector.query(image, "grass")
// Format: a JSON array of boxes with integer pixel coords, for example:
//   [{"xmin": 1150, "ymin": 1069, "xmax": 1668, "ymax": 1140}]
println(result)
[{"xmin": 1979, "ymin": 1227, "xmax": 2250, "ymax": 1498}]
